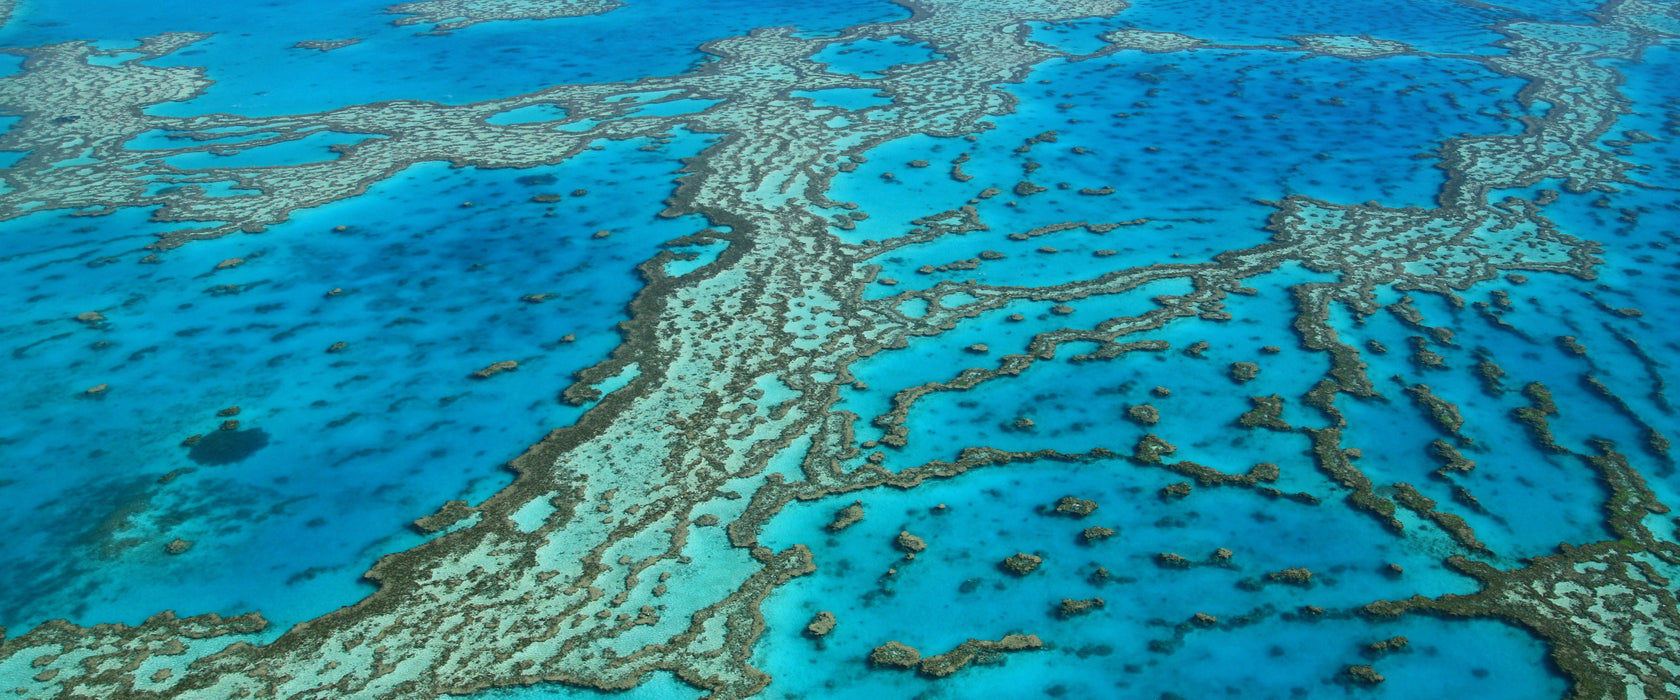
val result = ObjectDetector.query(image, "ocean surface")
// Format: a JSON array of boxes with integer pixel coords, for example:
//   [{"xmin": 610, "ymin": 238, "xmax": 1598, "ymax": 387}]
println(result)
[{"xmin": 0, "ymin": 0, "xmax": 1676, "ymax": 697}]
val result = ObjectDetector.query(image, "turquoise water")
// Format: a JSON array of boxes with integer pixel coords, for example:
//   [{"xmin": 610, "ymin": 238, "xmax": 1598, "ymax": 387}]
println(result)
[
  {"xmin": 758, "ymin": 461, "xmax": 1560, "ymax": 699},
  {"xmin": 0, "ymin": 131, "xmax": 716, "ymax": 630},
  {"xmin": 155, "ymin": 131, "xmax": 387, "ymax": 169},
  {"xmin": 813, "ymin": 36, "xmax": 946, "ymax": 79},
  {"xmin": 1039, "ymin": 0, "xmax": 1519, "ymax": 55},
  {"xmin": 0, "ymin": 0, "xmax": 1676, "ymax": 697},
  {"xmin": 829, "ymin": 48, "xmax": 1528, "ymax": 301},
  {"xmin": 0, "ymin": 0, "xmax": 909, "ymax": 116}
]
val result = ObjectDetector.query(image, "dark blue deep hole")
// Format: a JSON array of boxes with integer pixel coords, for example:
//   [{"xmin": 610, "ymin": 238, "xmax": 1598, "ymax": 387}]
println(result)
[{"xmin": 187, "ymin": 428, "xmax": 271, "ymax": 465}]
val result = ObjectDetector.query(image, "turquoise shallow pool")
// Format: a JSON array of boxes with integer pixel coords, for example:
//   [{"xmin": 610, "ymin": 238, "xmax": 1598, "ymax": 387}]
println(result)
[{"xmin": 0, "ymin": 0, "xmax": 1676, "ymax": 697}]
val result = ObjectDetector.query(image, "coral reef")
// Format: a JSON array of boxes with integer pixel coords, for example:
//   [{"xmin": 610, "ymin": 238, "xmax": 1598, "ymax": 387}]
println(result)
[
  {"xmin": 0, "ymin": 0, "xmax": 1674, "ymax": 697},
  {"xmin": 804, "ymin": 612, "xmax": 836, "ymax": 638},
  {"xmin": 1057, "ymin": 598, "xmax": 1105, "ymax": 618},
  {"xmin": 1001, "ymin": 552, "xmax": 1043, "ymax": 576},
  {"xmin": 1052, "ymin": 495, "xmax": 1098, "ymax": 517},
  {"xmin": 915, "ymin": 634, "xmax": 1043, "ymax": 678},
  {"xmin": 385, "ymin": 0, "xmax": 624, "ymax": 31},
  {"xmin": 1080, "ymin": 526, "xmax": 1115, "ymax": 543},
  {"xmin": 1269, "ymin": 567, "xmax": 1314, "ymax": 585},
  {"xmin": 470, "ymin": 360, "xmax": 518, "ymax": 379},
  {"xmin": 828, "ymin": 502, "xmax": 866, "ymax": 532},
  {"xmin": 894, "ymin": 531, "xmax": 927, "ymax": 553},
  {"xmin": 867, "ymin": 641, "xmax": 920, "ymax": 669}
]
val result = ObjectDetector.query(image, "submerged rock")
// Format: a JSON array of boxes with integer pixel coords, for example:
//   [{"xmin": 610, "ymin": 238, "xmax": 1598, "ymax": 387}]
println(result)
[
  {"xmin": 1270, "ymin": 567, "xmax": 1314, "ymax": 585},
  {"xmin": 868, "ymin": 641, "xmax": 921, "ymax": 669},
  {"xmin": 186, "ymin": 428, "xmax": 271, "ymax": 466},
  {"xmin": 1053, "ymin": 496, "xmax": 1098, "ymax": 517},
  {"xmin": 1133, "ymin": 434, "xmax": 1178, "ymax": 463},
  {"xmin": 828, "ymin": 502, "xmax": 865, "ymax": 532},
  {"xmin": 471, "ymin": 360, "xmax": 519, "ymax": 379},
  {"xmin": 1229, "ymin": 361, "xmax": 1260, "ymax": 383},
  {"xmin": 1160, "ymin": 482, "xmax": 1192, "ymax": 499},
  {"xmin": 917, "ymin": 634, "xmax": 1043, "ymax": 677},
  {"xmin": 1157, "ymin": 552, "xmax": 1191, "ymax": 568},
  {"xmin": 805, "ymin": 611, "xmax": 837, "ymax": 638},
  {"xmin": 1081, "ymin": 526, "xmax": 1116, "ymax": 543},
  {"xmin": 1346, "ymin": 665, "xmax": 1385, "ymax": 684},
  {"xmin": 1368, "ymin": 636, "xmax": 1409, "ymax": 654},
  {"xmin": 1001, "ymin": 552, "xmax": 1043, "ymax": 575},
  {"xmin": 1058, "ymin": 597, "xmax": 1105, "ymax": 618}
]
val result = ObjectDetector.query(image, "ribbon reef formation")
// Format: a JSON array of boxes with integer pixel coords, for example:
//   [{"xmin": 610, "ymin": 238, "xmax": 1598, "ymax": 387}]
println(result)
[{"xmin": 0, "ymin": 0, "xmax": 1678, "ymax": 697}]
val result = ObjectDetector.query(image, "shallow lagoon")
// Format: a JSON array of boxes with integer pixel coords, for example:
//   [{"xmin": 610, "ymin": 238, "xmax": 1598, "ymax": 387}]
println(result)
[{"xmin": 0, "ymin": 131, "xmax": 717, "ymax": 630}]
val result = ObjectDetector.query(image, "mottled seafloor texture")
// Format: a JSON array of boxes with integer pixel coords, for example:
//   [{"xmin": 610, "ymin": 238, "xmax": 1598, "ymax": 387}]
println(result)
[{"xmin": 0, "ymin": 0, "xmax": 1678, "ymax": 697}]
